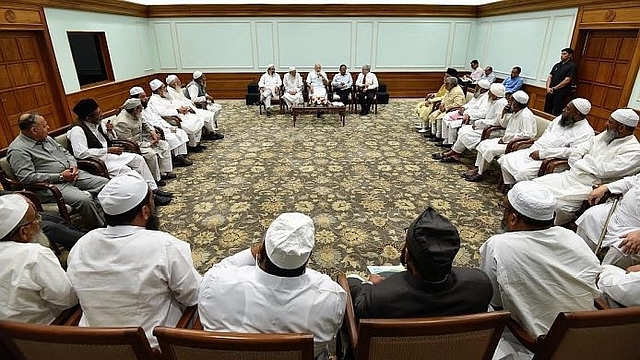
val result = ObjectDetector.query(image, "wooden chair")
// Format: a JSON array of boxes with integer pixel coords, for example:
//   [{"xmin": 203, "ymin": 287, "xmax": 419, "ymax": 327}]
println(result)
[
  {"xmin": 505, "ymin": 306, "xmax": 640, "ymax": 360},
  {"xmin": 353, "ymin": 86, "xmax": 378, "ymax": 115},
  {"xmin": 336, "ymin": 274, "xmax": 510, "ymax": 360},
  {"xmin": 153, "ymin": 327, "xmax": 314, "ymax": 360},
  {"xmin": 0, "ymin": 321, "xmax": 156, "ymax": 360}
]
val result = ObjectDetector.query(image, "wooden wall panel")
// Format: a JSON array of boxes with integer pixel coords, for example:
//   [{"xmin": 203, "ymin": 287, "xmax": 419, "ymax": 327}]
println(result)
[{"xmin": 0, "ymin": 4, "xmax": 44, "ymax": 29}]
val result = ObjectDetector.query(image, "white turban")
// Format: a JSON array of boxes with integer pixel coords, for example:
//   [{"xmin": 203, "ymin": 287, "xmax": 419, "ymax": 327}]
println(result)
[
  {"xmin": 508, "ymin": 181, "xmax": 557, "ymax": 221},
  {"xmin": 193, "ymin": 71, "xmax": 203, "ymax": 80},
  {"xmin": 264, "ymin": 213, "xmax": 315, "ymax": 270},
  {"xmin": 512, "ymin": 90, "xmax": 529, "ymax": 105},
  {"xmin": 149, "ymin": 79, "xmax": 163, "ymax": 92},
  {"xmin": 477, "ymin": 79, "xmax": 491, "ymax": 90},
  {"xmin": 98, "ymin": 171, "xmax": 150, "ymax": 216},
  {"xmin": 122, "ymin": 98, "xmax": 141, "ymax": 110},
  {"xmin": 571, "ymin": 98, "xmax": 591, "ymax": 115},
  {"xmin": 611, "ymin": 108, "xmax": 639, "ymax": 127},
  {"xmin": 166, "ymin": 74, "xmax": 178, "ymax": 85},
  {"xmin": 489, "ymin": 83, "xmax": 505, "ymax": 98},
  {"xmin": 289, "ymin": 66, "xmax": 296, "ymax": 71},
  {"xmin": 0, "ymin": 194, "xmax": 29, "ymax": 239},
  {"xmin": 267, "ymin": 64, "xmax": 274, "ymax": 70},
  {"xmin": 129, "ymin": 87, "xmax": 144, "ymax": 96}
]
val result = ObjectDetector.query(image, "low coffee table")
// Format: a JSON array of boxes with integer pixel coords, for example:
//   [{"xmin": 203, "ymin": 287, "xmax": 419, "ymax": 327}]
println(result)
[{"xmin": 291, "ymin": 104, "xmax": 346, "ymax": 127}]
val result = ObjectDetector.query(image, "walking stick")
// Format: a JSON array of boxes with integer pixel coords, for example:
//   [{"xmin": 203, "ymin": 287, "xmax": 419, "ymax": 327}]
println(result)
[{"xmin": 594, "ymin": 196, "xmax": 621, "ymax": 257}]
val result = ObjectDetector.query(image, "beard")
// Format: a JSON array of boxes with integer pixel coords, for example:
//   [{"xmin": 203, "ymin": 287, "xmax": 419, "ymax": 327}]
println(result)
[
  {"xmin": 31, "ymin": 229, "xmax": 49, "ymax": 247},
  {"xmin": 559, "ymin": 114, "xmax": 575, "ymax": 127},
  {"xmin": 602, "ymin": 129, "xmax": 618, "ymax": 144},
  {"xmin": 141, "ymin": 98, "xmax": 149, "ymax": 109},
  {"xmin": 175, "ymin": 85, "xmax": 183, "ymax": 94},
  {"xmin": 145, "ymin": 212, "xmax": 160, "ymax": 230}
]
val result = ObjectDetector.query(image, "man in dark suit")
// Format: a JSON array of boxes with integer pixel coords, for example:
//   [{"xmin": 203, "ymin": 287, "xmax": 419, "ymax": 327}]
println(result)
[{"xmin": 348, "ymin": 207, "xmax": 493, "ymax": 319}]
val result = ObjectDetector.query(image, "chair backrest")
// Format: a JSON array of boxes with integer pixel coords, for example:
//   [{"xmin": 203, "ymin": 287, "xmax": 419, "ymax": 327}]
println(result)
[
  {"xmin": 153, "ymin": 327, "xmax": 315, "ymax": 360},
  {"xmin": 52, "ymin": 133, "xmax": 70, "ymax": 153},
  {"xmin": 356, "ymin": 311, "xmax": 510, "ymax": 360},
  {"xmin": 0, "ymin": 156, "xmax": 17, "ymax": 182},
  {"xmin": 534, "ymin": 115, "xmax": 551, "ymax": 138},
  {"xmin": 533, "ymin": 306, "xmax": 640, "ymax": 360},
  {"xmin": 0, "ymin": 321, "xmax": 156, "ymax": 360}
]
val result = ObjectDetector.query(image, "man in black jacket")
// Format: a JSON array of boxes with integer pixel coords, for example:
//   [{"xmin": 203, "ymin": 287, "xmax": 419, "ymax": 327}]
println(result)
[{"xmin": 348, "ymin": 207, "xmax": 493, "ymax": 319}]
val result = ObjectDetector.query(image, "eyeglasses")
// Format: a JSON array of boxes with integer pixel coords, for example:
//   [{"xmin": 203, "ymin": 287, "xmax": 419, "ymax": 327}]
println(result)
[{"xmin": 21, "ymin": 214, "xmax": 42, "ymax": 228}]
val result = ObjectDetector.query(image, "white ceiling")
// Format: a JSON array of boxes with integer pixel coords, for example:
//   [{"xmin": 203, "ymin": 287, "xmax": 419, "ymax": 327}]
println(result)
[{"xmin": 124, "ymin": 0, "xmax": 501, "ymax": 5}]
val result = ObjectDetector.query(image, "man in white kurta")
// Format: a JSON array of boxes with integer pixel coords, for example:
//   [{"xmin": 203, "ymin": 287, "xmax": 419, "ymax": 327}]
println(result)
[
  {"xmin": 146, "ymin": 79, "xmax": 204, "ymax": 149},
  {"xmin": 258, "ymin": 64, "xmax": 282, "ymax": 115},
  {"xmin": 462, "ymin": 90, "xmax": 537, "ymax": 182},
  {"xmin": 129, "ymin": 86, "xmax": 190, "ymax": 164},
  {"xmin": 576, "ymin": 173, "xmax": 640, "ymax": 267},
  {"xmin": 67, "ymin": 172, "xmax": 202, "ymax": 347},
  {"xmin": 534, "ymin": 108, "xmax": 640, "ymax": 225},
  {"xmin": 166, "ymin": 74, "xmax": 223, "ymax": 140},
  {"xmin": 499, "ymin": 98, "xmax": 595, "ymax": 185},
  {"xmin": 307, "ymin": 63, "xmax": 329, "ymax": 101},
  {"xmin": 480, "ymin": 182, "xmax": 601, "ymax": 360},
  {"xmin": 199, "ymin": 213, "xmax": 346, "ymax": 360},
  {"xmin": 282, "ymin": 66, "xmax": 304, "ymax": 108},
  {"xmin": 183, "ymin": 71, "xmax": 223, "ymax": 129},
  {"xmin": 0, "ymin": 194, "xmax": 77, "ymax": 324},
  {"xmin": 434, "ymin": 83, "xmax": 508, "ymax": 163},
  {"xmin": 598, "ymin": 264, "xmax": 640, "ymax": 307},
  {"xmin": 440, "ymin": 79, "xmax": 490, "ymax": 142}
]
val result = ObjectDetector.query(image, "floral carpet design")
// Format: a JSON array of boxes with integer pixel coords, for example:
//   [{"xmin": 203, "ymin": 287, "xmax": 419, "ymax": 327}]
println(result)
[{"xmin": 158, "ymin": 99, "xmax": 504, "ymax": 277}]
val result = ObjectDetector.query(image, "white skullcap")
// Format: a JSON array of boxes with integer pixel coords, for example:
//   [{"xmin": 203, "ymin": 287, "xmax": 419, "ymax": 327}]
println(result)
[
  {"xmin": 571, "ymin": 98, "xmax": 591, "ymax": 115},
  {"xmin": 98, "ymin": 171, "xmax": 149, "ymax": 215},
  {"xmin": 166, "ymin": 74, "xmax": 178, "ymax": 85},
  {"xmin": 264, "ymin": 213, "xmax": 315, "ymax": 270},
  {"xmin": 122, "ymin": 98, "xmax": 141, "ymax": 110},
  {"xmin": 477, "ymin": 79, "xmax": 491, "ymax": 90},
  {"xmin": 0, "ymin": 194, "xmax": 29, "ymax": 239},
  {"xmin": 149, "ymin": 79, "xmax": 163, "ymax": 92},
  {"xmin": 289, "ymin": 66, "xmax": 296, "ymax": 71},
  {"xmin": 193, "ymin": 71, "xmax": 203, "ymax": 80},
  {"xmin": 611, "ymin": 108, "xmax": 639, "ymax": 127},
  {"xmin": 267, "ymin": 63, "xmax": 274, "ymax": 70},
  {"xmin": 512, "ymin": 90, "xmax": 529, "ymax": 104},
  {"xmin": 489, "ymin": 83, "xmax": 505, "ymax": 98},
  {"xmin": 508, "ymin": 181, "xmax": 557, "ymax": 221},
  {"xmin": 129, "ymin": 87, "xmax": 144, "ymax": 96}
]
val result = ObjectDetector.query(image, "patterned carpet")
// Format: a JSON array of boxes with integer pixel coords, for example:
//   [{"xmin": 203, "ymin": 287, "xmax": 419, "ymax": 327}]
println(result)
[{"xmin": 158, "ymin": 99, "xmax": 505, "ymax": 276}]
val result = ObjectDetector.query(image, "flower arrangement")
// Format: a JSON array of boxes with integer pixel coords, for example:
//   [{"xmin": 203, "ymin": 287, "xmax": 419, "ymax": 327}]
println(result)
[{"xmin": 310, "ymin": 96, "xmax": 330, "ymax": 106}]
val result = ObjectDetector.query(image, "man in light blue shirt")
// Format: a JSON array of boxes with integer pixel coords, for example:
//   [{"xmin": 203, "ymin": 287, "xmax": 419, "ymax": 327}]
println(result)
[{"xmin": 502, "ymin": 66, "xmax": 524, "ymax": 95}]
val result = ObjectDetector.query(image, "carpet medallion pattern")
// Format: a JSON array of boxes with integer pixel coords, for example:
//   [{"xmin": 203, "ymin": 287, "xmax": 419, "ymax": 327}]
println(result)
[{"xmin": 158, "ymin": 99, "xmax": 504, "ymax": 276}]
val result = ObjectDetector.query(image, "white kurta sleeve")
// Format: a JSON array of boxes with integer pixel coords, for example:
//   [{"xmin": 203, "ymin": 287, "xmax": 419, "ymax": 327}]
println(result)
[
  {"xmin": 33, "ymin": 248, "xmax": 78, "ymax": 308},
  {"xmin": 211, "ymin": 248, "xmax": 255, "ymax": 270},
  {"xmin": 187, "ymin": 84, "xmax": 207, "ymax": 104},
  {"xmin": 538, "ymin": 128, "xmax": 594, "ymax": 160},
  {"xmin": 606, "ymin": 174, "xmax": 640, "ymax": 194},
  {"xmin": 574, "ymin": 147, "xmax": 640, "ymax": 180},
  {"xmin": 166, "ymin": 240, "xmax": 203, "ymax": 306},
  {"xmin": 502, "ymin": 112, "xmax": 537, "ymax": 143},
  {"xmin": 67, "ymin": 126, "xmax": 108, "ymax": 159},
  {"xmin": 148, "ymin": 96, "xmax": 179, "ymax": 118},
  {"xmin": 479, "ymin": 239, "xmax": 503, "ymax": 309},
  {"xmin": 598, "ymin": 265, "xmax": 640, "ymax": 307}
]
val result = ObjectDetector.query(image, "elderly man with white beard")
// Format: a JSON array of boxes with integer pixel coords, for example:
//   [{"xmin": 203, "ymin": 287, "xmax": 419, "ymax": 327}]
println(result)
[
  {"xmin": 146, "ymin": 79, "xmax": 205, "ymax": 153},
  {"xmin": 129, "ymin": 87, "xmax": 191, "ymax": 167},
  {"xmin": 282, "ymin": 66, "xmax": 304, "ymax": 108},
  {"xmin": 499, "ymin": 98, "xmax": 594, "ymax": 186},
  {"xmin": 438, "ymin": 79, "xmax": 491, "ymax": 146},
  {"xmin": 533, "ymin": 108, "xmax": 640, "ymax": 225},
  {"xmin": 258, "ymin": 64, "xmax": 282, "ymax": 116},
  {"xmin": 183, "ymin": 71, "xmax": 223, "ymax": 124},
  {"xmin": 165, "ymin": 74, "xmax": 224, "ymax": 141},
  {"xmin": 433, "ymin": 83, "xmax": 508, "ymax": 163}
]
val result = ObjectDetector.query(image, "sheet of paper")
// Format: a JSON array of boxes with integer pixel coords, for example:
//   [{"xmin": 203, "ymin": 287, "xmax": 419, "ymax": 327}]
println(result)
[{"xmin": 367, "ymin": 265, "xmax": 406, "ymax": 274}]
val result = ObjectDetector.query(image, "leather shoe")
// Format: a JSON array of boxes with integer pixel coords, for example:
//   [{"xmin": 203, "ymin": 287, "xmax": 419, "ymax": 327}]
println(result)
[
  {"xmin": 156, "ymin": 180, "xmax": 166, "ymax": 187},
  {"xmin": 197, "ymin": 144, "xmax": 207, "ymax": 150},
  {"xmin": 161, "ymin": 172, "xmax": 177, "ymax": 180},
  {"xmin": 423, "ymin": 133, "xmax": 435, "ymax": 138},
  {"xmin": 154, "ymin": 194, "xmax": 172, "ymax": 206},
  {"xmin": 428, "ymin": 137, "xmax": 444, "ymax": 142},
  {"xmin": 435, "ymin": 142, "xmax": 452, "ymax": 148},
  {"xmin": 202, "ymin": 132, "xmax": 224, "ymax": 141},
  {"xmin": 187, "ymin": 146, "xmax": 203, "ymax": 153},
  {"xmin": 153, "ymin": 189, "xmax": 173, "ymax": 197},
  {"xmin": 173, "ymin": 155, "xmax": 193, "ymax": 167}
]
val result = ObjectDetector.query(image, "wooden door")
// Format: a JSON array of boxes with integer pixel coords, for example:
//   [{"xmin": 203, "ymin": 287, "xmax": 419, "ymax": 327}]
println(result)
[
  {"xmin": 575, "ymin": 30, "xmax": 639, "ymax": 132},
  {"xmin": 0, "ymin": 31, "xmax": 62, "ymax": 149}
]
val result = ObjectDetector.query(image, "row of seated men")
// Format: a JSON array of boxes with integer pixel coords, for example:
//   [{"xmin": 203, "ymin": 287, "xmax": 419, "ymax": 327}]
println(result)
[
  {"xmin": 258, "ymin": 63, "xmax": 378, "ymax": 116},
  {"xmin": 4, "ymin": 71, "xmax": 224, "ymax": 230},
  {"xmin": 1, "ymin": 171, "xmax": 639, "ymax": 360}
]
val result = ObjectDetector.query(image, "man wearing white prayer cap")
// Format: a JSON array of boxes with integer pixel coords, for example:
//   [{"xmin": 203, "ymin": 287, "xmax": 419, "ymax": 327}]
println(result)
[
  {"xmin": 0, "ymin": 194, "xmax": 77, "ymax": 324},
  {"xmin": 67, "ymin": 171, "xmax": 202, "ymax": 348},
  {"xmin": 435, "ymin": 83, "xmax": 509, "ymax": 162},
  {"xmin": 533, "ymin": 107, "xmax": 640, "ymax": 225},
  {"xmin": 198, "ymin": 212, "xmax": 346, "ymax": 359},
  {"xmin": 480, "ymin": 181, "xmax": 601, "ymax": 360},
  {"xmin": 499, "ymin": 98, "xmax": 595, "ymax": 186},
  {"xmin": 282, "ymin": 66, "xmax": 304, "ymax": 108},
  {"xmin": 145, "ymin": 78, "xmax": 206, "ymax": 152},
  {"xmin": 438, "ymin": 78, "xmax": 492, "ymax": 144},
  {"xmin": 174, "ymin": 72, "xmax": 224, "ymax": 140},
  {"xmin": 457, "ymin": 90, "xmax": 537, "ymax": 182},
  {"xmin": 258, "ymin": 64, "xmax": 282, "ymax": 116}
]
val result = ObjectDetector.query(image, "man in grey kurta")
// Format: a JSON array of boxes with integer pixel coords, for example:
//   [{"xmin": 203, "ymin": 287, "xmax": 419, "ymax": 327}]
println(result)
[{"xmin": 7, "ymin": 113, "xmax": 108, "ymax": 229}]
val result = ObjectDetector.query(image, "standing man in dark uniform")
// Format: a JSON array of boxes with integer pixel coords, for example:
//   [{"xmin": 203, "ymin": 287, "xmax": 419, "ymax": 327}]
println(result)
[{"xmin": 545, "ymin": 48, "xmax": 577, "ymax": 116}]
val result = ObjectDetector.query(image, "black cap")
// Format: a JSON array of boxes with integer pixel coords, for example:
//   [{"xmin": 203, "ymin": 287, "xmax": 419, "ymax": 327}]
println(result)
[
  {"xmin": 406, "ymin": 207, "xmax": 460, "ymax": 280},
  {"xmin": 446, "ymin": 68, "xmax": 459, "ymax": 77},
  {"xmin": 73, "ymin": 99, "xmax": 99, "ymax": 119}
]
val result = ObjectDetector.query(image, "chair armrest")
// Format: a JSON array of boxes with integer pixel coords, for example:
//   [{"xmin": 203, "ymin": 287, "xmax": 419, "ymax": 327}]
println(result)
[
  {"xmin": 22, "ymin": 182, "xmax": 71, "ymax": 222},
  {"xmin": 506, "ymin": 138, "xmax": 535, "ymax": 154},
  {"xmin": 49, "ymin": 305, "xmax": 82, "ymax": 326},
  {"xmin": 337, "ymin": 274, "xmax": 358, "ymax": 352},
  {"xmin": 0, "ymin": 170, "xmax": 24, "ymax": 191},
  {"xmin": 506, "ymin": 318, "xmax": 541, "ymax": 353},
  {"xmin": 176, "ymin": 305, "xmax": 197, "ymax": 328},
  {"xmin": 77, "ymin": 158, "xmax": 109, "ymax": 178},
  {"xmin": 594, "ymin": 297, "xmax": 611, "ymax": 310},
  {"xmin": 193, "ymin": 312, "xmax": 203, "ymax": 330},
  {"xmin": 112, "ymin": 139, "xmax": 141, "ymax": 154},
  {"xmin": 537, "ymin": 158, "xmax": 569, "ymax": 177},
  {"xmin": 153, "ymin": 126, "xmax": 165, "ymax": 140},
  {"xmin": 481, "ymin": 125, "xmax": 505, "ymax": 141}
]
